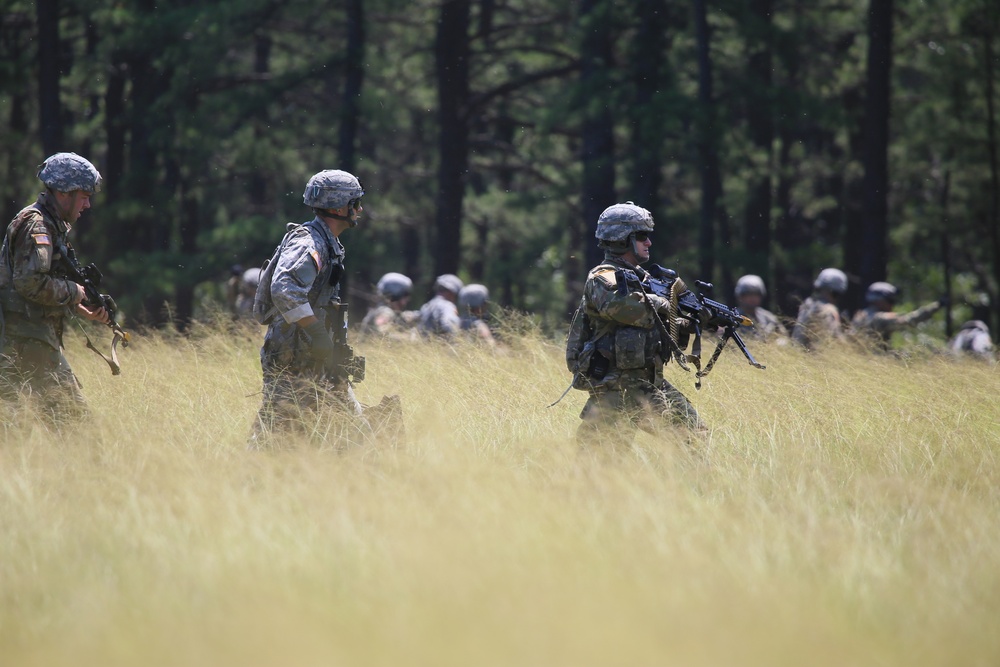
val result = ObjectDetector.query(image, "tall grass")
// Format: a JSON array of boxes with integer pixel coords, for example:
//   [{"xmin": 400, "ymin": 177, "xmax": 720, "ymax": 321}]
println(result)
[{"xmin": 1, "ymin": 321, "xmax": 998, "ymax": 666}]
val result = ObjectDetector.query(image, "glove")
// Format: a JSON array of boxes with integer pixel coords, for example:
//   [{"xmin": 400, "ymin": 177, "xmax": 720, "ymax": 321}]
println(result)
[{"xmin": 302, "ymin": 319, "xmax": 337, "ymax": 373}]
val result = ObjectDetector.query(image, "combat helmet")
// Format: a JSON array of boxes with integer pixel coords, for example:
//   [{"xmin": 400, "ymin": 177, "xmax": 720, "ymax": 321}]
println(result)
[
  {"xmin": 303, "ymin": 170, "xmax": 364, "ymax": 212},
  {"xmin": 865, "ymin": 281, "xmax": 898, "ymax": 304},
  {"xmin": 434, "ymin": 274, "xmax": 464, "ymax": 295},
  {"xmin": 37, "ymin": 152, "xmax": 103, "ymax": 193},
  {"xmin": 377, "ymin": 272, "xmax": 413, "ymax": 300},
  {"xmin": 735, "ymin": 274, "xmax": 767, "ymax": 298},
  {"xmin": 813, "ymin": 268, "xmax": 847, "ymax": 294},
  {"xmin": 595, "ymin": 202, "xmax": 654, "ymax": 254},
  {"xmin": 458, "ymin": 284, "xmax": 489, "ymax": 310}
]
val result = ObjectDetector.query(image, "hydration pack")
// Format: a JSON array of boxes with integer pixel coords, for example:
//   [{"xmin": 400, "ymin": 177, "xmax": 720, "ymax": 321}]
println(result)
[{"xmin": 252, "ymin": 223, "xmax": 301, "ymax": 325}]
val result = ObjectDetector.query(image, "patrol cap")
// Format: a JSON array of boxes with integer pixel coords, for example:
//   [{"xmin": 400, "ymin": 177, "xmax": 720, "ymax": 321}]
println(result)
[
  {"xmin": 434, "ymin": 274, "xmax": 464, "ymax": 295},
  {"xmin": 813, "ymin": 268, "xmax": 847, "ymax": 294},
  {"xmin": 595, "ymin": 201, "xmax": 654, "ymax": 243},
  {"xmin": 735, "ymin": 274, "xmax": 766, "ymax": 298},
  {"xmin": 865, "ymin": 281, "xmax": 898, "ymax": 304},
  {"xmin": 458, "ymin": 284, "xmax": 489, "ymax": 309},
  {"xmin": 303, "ymin": 169, "xmax": 364, "ymax": 210},
  {"xmin": 37, "ymin": 152, "xmax": 103, "ymax": 193},
  {"xmin": 377, "ymin": 272, "xmax": 413, "ymax": 299}
]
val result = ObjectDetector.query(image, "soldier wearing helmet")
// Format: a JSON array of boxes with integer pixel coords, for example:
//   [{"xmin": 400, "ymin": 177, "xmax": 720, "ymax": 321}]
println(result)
[
  {"xmin": 734, "ymin": 274, "xmax": 787, "ymax": 340},
  {"xmin": 0, "ymin": 153, "xmax": 111, "ymax": 421},
  {"xmin": 458, "ymin": 283, "xmax": 496, "ymax": 346},
  {"xmin": 360, "ymin": 272, "xmax": 419, "ymax": 338},
  {"xmin": 791, "ymin": 268, "xmax": 848, "ymax": 350},
  {"xmin": 570, "ymin": 202, "xmax": 704, "ymax": 445},
  {"xmin": 850, "ymin": 281, "xmax": 946, "ymax": 352},
  {"xmin": 948, "ymin": 320, "xmax": 995, "ymax": 361},
  {"xmin": 418, "ymin": 273, "xmax": 463, "ymax": 337},
  {"xmin": 251, "ymin": 169, "xmax": 372, "ymax": 445}
]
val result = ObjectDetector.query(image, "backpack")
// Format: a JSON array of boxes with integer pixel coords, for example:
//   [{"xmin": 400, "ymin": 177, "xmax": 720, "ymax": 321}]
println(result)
[{"xmin": 252, "ymin": 223, "xmax": 301, "ymax": 325}]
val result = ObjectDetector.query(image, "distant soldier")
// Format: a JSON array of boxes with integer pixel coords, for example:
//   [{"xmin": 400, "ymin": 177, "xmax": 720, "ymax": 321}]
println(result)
[
  {"xmin": 792, "ymin": 268, "xmax": 847, "ymax": 350},
  {"xmin": 418, "ymin": 274, "xmax": 463, "ymax": 337},
  {"xmin": 568, "ymin": 202, "xmax": 704, "ymax": 445},
  {"xmin": 949, "ymin": 320, "xmax": 994, "ymax": 361},
  {"xmin": 360, "ymin": 272, "xmax": 419, "ymax": 337},
  {"xmin": 225, "ymin": 264, "xmax": 243, "ymax": 315},
  {"xmin": 850, "ymin": 281, "xmax": 945, "ymax": 352},
  {"xmin": 734, "ymin": 274, "xmax": 786, "ymax": 340},
  {"xmin": 234, "ymin": 267, "xmax": 262, "ymax": 320},
  {"xmin": 458, "ymin": 283, "xmax": 496, "ymax": 346},
  {"xmin": 0, "ymin": 153, "xmax": 111, "ymax": 422}
]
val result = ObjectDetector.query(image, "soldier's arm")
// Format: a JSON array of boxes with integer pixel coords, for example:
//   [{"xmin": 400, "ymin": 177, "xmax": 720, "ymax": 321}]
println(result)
[
  {"xmin": 885, "ymin": 300, "xmax": 943, "ymax": 330},
  {"xmin": 269, "ymin": 235, "xmax": 320, "ymax": 325},
  {"xmin": 9, "ymin": 215, "xmax": 80, "ymax": 308},
  {"xmin": 585, "ymin": 269, "xmax": 661, "ymax": 327}
]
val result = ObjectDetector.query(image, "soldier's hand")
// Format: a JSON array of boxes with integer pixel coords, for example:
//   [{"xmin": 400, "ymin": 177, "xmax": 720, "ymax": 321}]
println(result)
[
  {"xmin": 302, "ymin": 319, "xmax": 337, "ymax": 372},
  {"xmin": 77, "ymin": 302, "xmax": 110, "ymax": 324},
  {"xmin": 72, "ymin": 283, "xmax": 87, "ymax": 306}
]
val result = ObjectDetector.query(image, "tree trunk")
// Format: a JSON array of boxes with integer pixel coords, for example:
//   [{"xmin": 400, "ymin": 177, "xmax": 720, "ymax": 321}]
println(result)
[
  {"xmin": 984, "ymin": 28, "xmax": 1000, "ymax": 333},
  {"xmin": 433, "ymin": 0, "xmax": 471, "ymax": 278},
  {"xmin": 693, "ymin": 0, "xmax": 723, "ymax": 285},
  {"xmin": 858, "ymin": 0, "xmax": 894, "ymax": 300},
  {"xmin": 339, "ymin": 0, "xmax": 365, "ymax": 172},
  {"xmin": 578, "ymin": 0, "xmax": 616, "ymax": 281},
  {"xmin": 36, "ymin": 0, "xmax": 64, "ymax": 155},
  {"xmin": 742, "ymin": 0, "xmax": 774, "ymax": 282},
  {"xmin": 628, "ymin": 0, "xmax": 668, "ymax": 223}
]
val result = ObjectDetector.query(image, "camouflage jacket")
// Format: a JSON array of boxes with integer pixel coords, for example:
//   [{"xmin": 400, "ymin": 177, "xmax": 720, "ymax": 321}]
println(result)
[
  {"xmin": 0, "ymin": 192, "xmax": 79, "ymax": 349},
  {"xmin": 746, "ymin": 306, "xmax": 787, "ymax": 340},
  {"xmin": 949, "ymin": 324, "xmax": 994, "ymax": 359},
  {"xmin": 361, "ymin": 304, "xmax": 418, "ymax": 336},
  {"xmin": 850, "ymin": 301, "xmax": 942, "ymax": 350},
  {"xmin": 576, "ymin": 256, "xmax": 679, "ymax": 390},
  {"xmin": 418, "ymin": 295, "xmax": 460, "ymax": 336},
  {"xmin": 260, "ymin": 217, "xmax": 345, "ymax": 371},
  {"xmin": 792, "ymin": 295, "xmax": 842, "ymax": 350}
]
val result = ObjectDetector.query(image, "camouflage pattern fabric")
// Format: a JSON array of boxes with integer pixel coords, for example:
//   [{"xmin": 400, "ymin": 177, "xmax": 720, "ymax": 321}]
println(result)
[
  {"xmin": 418, "ymin": 295, "xmax": 461, "ymax": 336},
  {"xmin": 360, "ymin": 304, "xmax": 419, "ymax": 338},
  {"xmin": 850, "ymin": 300, "xmax": 943, "ymax": 351},
  {"xmin": 574, "ymin": 255, "xmax": 702, "ymax": 443},
  {"xmin": 949, "ymin": 322, "xmax": 994, "ymax": 360},
  {"xmin": 252, "ymin": 217, "xmax": 362, "ymax": 441},
  {"xmin": 0, "ymin": 193, "xmax": 85, "ymax": 421},
  {"xmin": 745, "ymin": 306, "xmax": 786, "ymax": 340},
  {"xmin": 792, "ymin": 296, "xmax": 843, "ymax": 350},
  {"xmin": 460, "ymin": 314, "xmax": 495, "ymax": 345}
]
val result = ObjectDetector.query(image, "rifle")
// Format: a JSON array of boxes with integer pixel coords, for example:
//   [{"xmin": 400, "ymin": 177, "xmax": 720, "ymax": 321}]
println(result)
[
  {"xmin": 328, "ymin": 303, "xmax": 365, "ymax": 383},
  {"xmin": 621, "ymin": 264, "xmax": 765, "ymax": 389},
  {"xmin": 54, "ymin": 240, "xmax": 130, "ymax": 375}
]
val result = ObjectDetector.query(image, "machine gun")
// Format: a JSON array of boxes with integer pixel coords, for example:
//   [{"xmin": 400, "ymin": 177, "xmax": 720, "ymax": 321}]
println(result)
[
  {"xmin": 328, "ymin": 303, "xmax": 365, "ymax": 383},
  {"xmin": 55, "ymin": 241, "xmax": 130, "ymax": 375},
  {"xmin": 622, "ymin": 264, "xmax": 765, "ymax": 389}
]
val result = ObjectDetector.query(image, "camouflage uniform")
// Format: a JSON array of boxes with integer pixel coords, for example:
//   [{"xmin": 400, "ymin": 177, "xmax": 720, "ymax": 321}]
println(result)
[
  {"xmin": 253, "ymin": 216, "xmax": 364, "ymax": 439},
  {"xmin": 234, "ymin": 267, "xmax": 261, "ymax": 320},
  {"xmin": 791, "ymin": 296, "xmax": 843, "ymax": 349},
  {"xmin": 0, "ymin": 154, "xmax": 104, "ymax": 421},
  {"xmin": 850, "ymin": 300, "xmax": 943, "ymax": 351},
  {"xmin": 574, "ymin": 256, "xmax": 702, "ymax": 443},
  {"xmin": 458, "ymin": 283, "xmax": 496, "ymax": 345},
  {"xmin": 745, "ymin": 306, "xmax": 786, "ymax": 340},
  {"xmin": 419, "ymin": 275, "xmax": 463, "ymax": 337},
  {"xmin": 360, "ymin": 272, "xmax": 418, "ymax": 337},
  {"xmin": 949, "ymin": 320, "xmax": 994, "ymax": 360}
]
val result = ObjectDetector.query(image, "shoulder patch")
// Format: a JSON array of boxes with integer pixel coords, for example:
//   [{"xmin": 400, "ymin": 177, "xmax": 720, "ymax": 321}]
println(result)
[
  {"xmin": 593, "ymin": 268, "xmax": 617, "ymax": 289},
  {"xmin": 309, "ymin": 249, "xmax": 322, "ymax": 271},
  {"xmin": 31, "ymin": 233, "xmax": 51, "ymax": 246}
]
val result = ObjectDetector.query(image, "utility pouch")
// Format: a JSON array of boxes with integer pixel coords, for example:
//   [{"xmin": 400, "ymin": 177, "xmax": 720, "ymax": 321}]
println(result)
[{"xmin": 615, "ymin": 327, "xmax": 648, "ymax": 369}]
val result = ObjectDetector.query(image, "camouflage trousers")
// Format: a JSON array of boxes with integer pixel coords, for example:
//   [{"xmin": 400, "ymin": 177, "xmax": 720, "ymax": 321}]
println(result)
[
  {"xmin": 577, "ymin": 377, "xmax": 703, "ymax": 446},
  {"xmin": 250, "ymin": 366, "xmax": 402, "ymax": 449},
  {"xmin": 0, "ymin": 336, "xmax": 86, "ymax": 424}
]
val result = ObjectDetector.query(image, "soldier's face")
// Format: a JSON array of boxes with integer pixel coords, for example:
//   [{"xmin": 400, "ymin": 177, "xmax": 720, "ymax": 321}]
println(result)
[
  {"xmin": 54, "ymin": 190, "xmax": 92, "ymax": 224},
  {"xmin": 631, "ymin": 232, "xmax": 651, "ymax": 263}
]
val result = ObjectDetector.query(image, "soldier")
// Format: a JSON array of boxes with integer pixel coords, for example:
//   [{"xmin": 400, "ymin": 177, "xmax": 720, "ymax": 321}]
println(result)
[
  {"xmin": 0, "ymin": 153, "xmax": 111, "ymax": 422},
  {"xmin": 251, "ymin": 169, "xmax": 391, "ymax": 446},
  {"xmin": 734, "ymin": 274, "xmax": 786, "ymax": 340},
  {"xmin": 568, "ymin": 202, "xmax": 703, "ymax": 445},
  {"xmin": 360, "ymin": 272, "xmax": 419, "ymax": 337},
  {"xmin": 458, "ymin": 283, "xmax": 496, "ymax": 346},
  {"xmin": 850, "ymin": 281, "xmax": 945, "ymax": 352},
  {"xmin": 949, "ymin": 320, "xmax": 994, "ymax": 361},
  {"xmin": 792, "ymin": 268, "xmax": 847, "ymax": 350},
  {"xmin": 418, "ymin": 273, "xmax": 463, "ymax": 337},
  {"xmin": 234, "ymin": 267, "xmax": 262, "ymax": 320}
]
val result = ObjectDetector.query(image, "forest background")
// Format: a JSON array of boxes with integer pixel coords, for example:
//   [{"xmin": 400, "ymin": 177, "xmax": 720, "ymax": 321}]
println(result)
[{"xmin": 1, "ymin": 0, "xmax": 998, "ymax": 336}]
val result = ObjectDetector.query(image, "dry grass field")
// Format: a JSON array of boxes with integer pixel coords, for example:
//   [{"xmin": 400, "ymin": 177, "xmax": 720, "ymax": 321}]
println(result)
[{"xmin": 1, "ymin": 319, "xmax": 998, "ymax": 666}]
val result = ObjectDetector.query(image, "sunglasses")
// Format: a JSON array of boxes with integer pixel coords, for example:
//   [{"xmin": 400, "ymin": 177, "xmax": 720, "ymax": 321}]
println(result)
[{"xmin": 633, "ymin": 232, "xmax": 651, "ymax": 242}]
